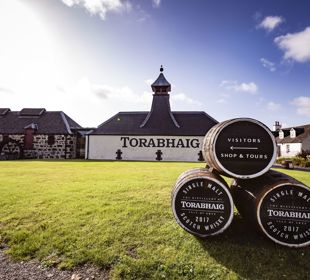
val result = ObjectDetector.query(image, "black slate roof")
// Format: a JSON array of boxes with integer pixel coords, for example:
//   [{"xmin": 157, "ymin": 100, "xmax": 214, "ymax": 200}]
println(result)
[
  {"xmin": 140, "ymin": 95, "xmax": 180, "ymax": 129},
  {"xmin": 151, "ymin": 73, "xmax": 171, "ymax": 92},
  {"xmin": 0, "ymin": 108, "xmax": 10, "ymax": 116},
  {"xmin": 0, "ymin": 109, "xmax": 81, "ymax": 134},
  {"xmin": 91, "ymin": 68, "xmax": 218, "ymax": 136},
  {"xmin": 19, "ymin": 108, "xmax": 46, "ymax": 116},
  {"xmin": 276, "ymin": 124, "xmax": 310, "ymax": 144},
  {"xmin": 91, "ymin": 111, "xmax": 217, "ymax": 136}
]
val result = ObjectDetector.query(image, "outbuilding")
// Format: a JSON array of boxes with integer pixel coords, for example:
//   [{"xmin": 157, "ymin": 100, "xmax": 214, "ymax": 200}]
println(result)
[
  {"xmin": 0, "ymin": 108, "xmax": 85, "ymax": 159},
  {"xmin": 273, "ymin": 122, "xmax": 310, "ymax": 157},
  {"xmin": 86, "ymin": 67, "xmax": 218, "ymax": 161}
]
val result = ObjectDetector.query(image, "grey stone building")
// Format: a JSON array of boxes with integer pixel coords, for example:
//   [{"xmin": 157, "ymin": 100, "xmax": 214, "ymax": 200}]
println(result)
[{"xmin": 0, "ymin": 108, "xmax": 84, "ymax": 159}]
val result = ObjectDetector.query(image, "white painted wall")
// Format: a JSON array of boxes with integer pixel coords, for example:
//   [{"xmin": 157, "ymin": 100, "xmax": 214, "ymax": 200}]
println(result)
[
  {"xmin": 279, "ymin": 143, "xmax": 302, "ymax": 157},
  {"xmin": 87, "ymin": 135, "xmax": 204, "ymax": 161}
]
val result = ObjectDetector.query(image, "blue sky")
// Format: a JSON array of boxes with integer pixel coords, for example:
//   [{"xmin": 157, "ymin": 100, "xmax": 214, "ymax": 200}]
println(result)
[{"xmin": 1, "ymin": 0, "xmax": 310, "ymax": 128}]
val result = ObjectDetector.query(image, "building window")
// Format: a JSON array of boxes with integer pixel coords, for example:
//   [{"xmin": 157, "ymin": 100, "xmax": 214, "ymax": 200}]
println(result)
[
  {"xmin": 286, "ymin": 144, "xmax": 290, "ymax": 153},
  {"xmin": 279, "ymin": 130, "xmax": 284, "ymax": 139},
  {"xmin": 48, "ymin": 135, "xmax": 55, "ymax": 145},
  {"xmin": 24, "ymin": 129, "xmax": 34, "ymax": 149},
  {"xmin": 290, "ymin": 128, "xmax": 296, "ymax": 138}
]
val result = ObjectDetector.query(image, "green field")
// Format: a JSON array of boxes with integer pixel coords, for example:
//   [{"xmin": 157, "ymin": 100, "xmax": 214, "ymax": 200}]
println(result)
[{"xmin": 0, "ymin": 161, "xmax": 309, "ymax": 280}]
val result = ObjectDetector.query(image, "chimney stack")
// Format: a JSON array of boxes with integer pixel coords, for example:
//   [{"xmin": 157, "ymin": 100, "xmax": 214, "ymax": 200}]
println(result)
[{"xmin": 273, "ymin": 121, "xmax": 282, "ymax": 131}]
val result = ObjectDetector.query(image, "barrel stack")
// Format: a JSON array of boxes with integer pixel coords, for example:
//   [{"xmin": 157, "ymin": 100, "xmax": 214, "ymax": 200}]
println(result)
[{"xmin": 172, "ymin": 118, "xmax": 310, "ymax": 247}]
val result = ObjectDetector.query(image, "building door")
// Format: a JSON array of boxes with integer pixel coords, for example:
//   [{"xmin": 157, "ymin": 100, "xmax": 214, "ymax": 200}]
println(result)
[{"xmin": 76, "ymin": 134, "xmax": 86, "ymax": 159}]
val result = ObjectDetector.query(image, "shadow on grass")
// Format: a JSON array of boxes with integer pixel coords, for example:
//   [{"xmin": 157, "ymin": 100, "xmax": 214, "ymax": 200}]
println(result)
[{"xmin": 197, "ymin": 215, "xmax": 309, "ymax": 280}]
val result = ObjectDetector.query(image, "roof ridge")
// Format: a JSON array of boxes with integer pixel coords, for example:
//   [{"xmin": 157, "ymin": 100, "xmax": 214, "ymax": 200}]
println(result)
[
  {"xmin": 60, "ymin": 112, "xmax": 72, "ymax": 134},
  {"xmin": 96, "ymin": 113, "xmax": 121, "ymax": 130},
  {"xmin": 118, "ymin": 111, "xmax": 148, "ymax": 114},
  {"xmin": 281, "ymin": 124, "xmax": 310, "ymax": 129},
  {"xmin": 172, "ymin": 111, "xmax": 218, "ymax": 123}
]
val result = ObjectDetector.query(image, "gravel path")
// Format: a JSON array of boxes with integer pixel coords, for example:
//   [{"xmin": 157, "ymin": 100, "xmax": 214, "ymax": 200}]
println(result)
[{"xmin": 0, "ymin": 250, "xmax": 109, "ymax": 280}]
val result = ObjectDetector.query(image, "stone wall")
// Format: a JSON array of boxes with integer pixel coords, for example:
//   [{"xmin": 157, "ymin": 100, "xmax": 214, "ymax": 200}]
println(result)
[
  {"xmin": 65, "ymin": 134, "xmax": 77, "ymax": 159},
  {"xmin": 0, "ymin": 135, "xmax": 24, "ymax": 159},
  {"xmin": 0, "ymin": 134, "xmax": 78, "ymax": 159}
]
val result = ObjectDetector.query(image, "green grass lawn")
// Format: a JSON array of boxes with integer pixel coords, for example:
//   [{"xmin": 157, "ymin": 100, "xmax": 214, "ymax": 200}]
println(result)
[{"xmin": 0, "ymin": 161, "xmax": 309, "ymax": 280}]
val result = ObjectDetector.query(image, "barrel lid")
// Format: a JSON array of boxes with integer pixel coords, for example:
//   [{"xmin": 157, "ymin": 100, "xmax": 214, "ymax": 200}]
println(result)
[
  {"xmin": 211, "ymin": 118, "xmax": 277, "ymax": 179},
  {"xmin": 257, "ymin": 183, "xmax": 310, "ymax": 247},
  {"xmin": 172, "ymin": 174, "xmax": 234, "ymax": 237}
]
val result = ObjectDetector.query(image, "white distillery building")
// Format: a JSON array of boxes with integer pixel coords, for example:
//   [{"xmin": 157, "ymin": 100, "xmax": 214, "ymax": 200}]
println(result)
[
  {"xmin": 86, "ymin": 67, "xmax": 218, "ymax": 161},
  {"xmin": 273, "ymin": 121, "xmax": 310, "ymax": 157}
]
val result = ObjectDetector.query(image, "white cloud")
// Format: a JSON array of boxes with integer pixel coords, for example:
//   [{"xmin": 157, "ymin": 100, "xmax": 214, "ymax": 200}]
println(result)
[
  {"xmin": 171, "ymin": 93, "xmax": 202, "ymax": 106},
  {"xmin": 260, "ymin": 58, "xmax": 276, "ymax": 72},
  {"xmin": 275, "ymin": 27, "xmax": 310, "ymax": 63},
  {"xmin": 292, "ymin": 96, "xmax": 310, "ymax": 117},
  {"xmin": 70, "ymin": 78, "xmax": 151, "ymax": 105},
  {"xmin": 61, "ymin": 0, "xmax": 74, "ymax": 6},
  {"xmin": 137, "ymin": 13, "xmax": 150, "ymax": 22},
  {"xmin": 144, "ymin": 79, "xmax": 200, "ymax": 107},
  {"xmin": 267, "ymin": 101, "xmax": 281, "ymax": 112},
  {"xmin": 152, "ymin": 0, "xmax": 161, "ymax": 8},
  {"xmin": 258, "ymin": 16, "xmax": 284, "ymax": 31},
  {"xmin": 60, "ymin": 0, "xmax": 131, "ymax": 20},
  {"xmin": 60, "ymin": 0, "xmax": 162, "ymax": 20},
  {"xmin": 220, "ymin": 80, "xmax": 258, "ymax": 94},
  {"xmin": 145, "ymin": 79, "xmax": 153, "ymax": 86},
  {"xmin": 59, "ymin": 78, "xmax": 202, "ymax": 124},
  {"xmin": 0, "ymin": 85, "xmax": 14, "ymax": 94},
  {"xmin": 51, "ymin": 77, "xmax": 152, "ymax": 126},
  {"xmin": 216, "ymin": 98, "xmax": 226, "ymax": 104}
]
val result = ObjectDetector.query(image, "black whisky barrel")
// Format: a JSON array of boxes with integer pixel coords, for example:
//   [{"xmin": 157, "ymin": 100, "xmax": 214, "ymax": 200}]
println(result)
[
  {"xmin": 231, "ymin": 170, "xmax": 310, "ymax": 248},
  {"xmin": 172, "ymin": 168, "xmax": 234, "ymax": 237},
  {"xmin": 203, "ymin": 118, "xmax": 276, "ymax": 179}
]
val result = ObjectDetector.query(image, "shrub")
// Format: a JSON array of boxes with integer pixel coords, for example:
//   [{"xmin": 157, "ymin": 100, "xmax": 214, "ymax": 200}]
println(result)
[
  {"xmin": 276, "ymin": 157, "xmax": 290, "ymax": 164},
  {"xmin": 297, "ymin": 149, "xmax": 310, "ymax": 160},
  {"xmin": 276, "ymin": 157, "xmax": 310, "ymax": 167},
  {"xmin": 293, "ymin": 157, "xmax": 305, "ymax": 166}
]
